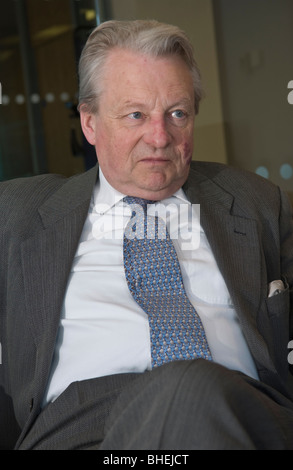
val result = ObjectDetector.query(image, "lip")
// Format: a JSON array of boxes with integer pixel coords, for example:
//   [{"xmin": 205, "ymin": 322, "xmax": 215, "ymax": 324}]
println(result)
[{"xmin": 139, "ymin": 158, "xmax": 170, "ymax": 164}]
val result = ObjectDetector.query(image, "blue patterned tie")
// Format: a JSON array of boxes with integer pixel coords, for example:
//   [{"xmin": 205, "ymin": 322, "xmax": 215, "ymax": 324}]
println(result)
[{"xmin": 123, "ymin": 196, "xmax": 212, "ymax": 368}]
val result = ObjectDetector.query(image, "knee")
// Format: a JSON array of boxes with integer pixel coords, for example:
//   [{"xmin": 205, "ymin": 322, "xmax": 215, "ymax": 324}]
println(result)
[{"xmin": 161, "ymin": 359, "xmax": 240, "ymax": 406}]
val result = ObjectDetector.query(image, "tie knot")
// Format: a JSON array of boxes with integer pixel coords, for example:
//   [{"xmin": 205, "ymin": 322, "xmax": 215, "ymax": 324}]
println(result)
[{"xmin": 123, "ymin": 196, "xmax": 156, "ymax": 211}]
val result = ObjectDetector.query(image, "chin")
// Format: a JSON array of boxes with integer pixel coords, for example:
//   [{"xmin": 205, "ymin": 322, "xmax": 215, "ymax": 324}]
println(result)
[
  {"xmin": 138, "ymin": 181, "xmax": 182, "ymax": 201},
  {"xmin": 143, "ymin": 171, "xmax": 170, "ymax": 188},
  {"xmin": 146, "ymin": 170, "xmax": 186, "ymax": 190}
]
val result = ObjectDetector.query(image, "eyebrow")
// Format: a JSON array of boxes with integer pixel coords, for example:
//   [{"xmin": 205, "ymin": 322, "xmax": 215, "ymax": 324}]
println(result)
[
  {"xmin": 118, "ymin": 98, "xmax": 193, "ymax": 112},
  {"xmin": 169, "ymin": 98, "xmax": 194, "ymax": 110},
  {"xmin": 120, "ymin": 101, "xmax": 146, "ymax": 110}
]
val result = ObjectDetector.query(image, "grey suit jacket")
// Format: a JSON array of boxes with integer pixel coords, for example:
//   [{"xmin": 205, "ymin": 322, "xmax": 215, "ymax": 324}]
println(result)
[{"xmin": 1, "ymin": 161, "xmax": 293, "ymax": 449}]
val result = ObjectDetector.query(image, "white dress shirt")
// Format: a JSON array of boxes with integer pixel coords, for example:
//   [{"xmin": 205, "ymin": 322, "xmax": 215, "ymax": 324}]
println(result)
[{"xmin": 43, "ymin": 169, "xmax": 259, "ymax": 405}]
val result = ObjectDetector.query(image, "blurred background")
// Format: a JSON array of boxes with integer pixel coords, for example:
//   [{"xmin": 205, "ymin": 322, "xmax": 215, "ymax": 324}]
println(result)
[{"xmin": 0, "ymin": 0, "xmax": 292, "ymax": 203}]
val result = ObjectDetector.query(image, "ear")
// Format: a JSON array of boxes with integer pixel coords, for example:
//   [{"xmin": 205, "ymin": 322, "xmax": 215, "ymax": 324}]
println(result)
[{"xmin": 80, "ymin": 107, "xmax": 96, "ymax": 145}]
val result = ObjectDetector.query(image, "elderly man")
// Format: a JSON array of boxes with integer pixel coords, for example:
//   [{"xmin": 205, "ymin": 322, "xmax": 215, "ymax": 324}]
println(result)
[{"xmin": 1, "ymin": 20, "xmax": 293, "ymax": 450}]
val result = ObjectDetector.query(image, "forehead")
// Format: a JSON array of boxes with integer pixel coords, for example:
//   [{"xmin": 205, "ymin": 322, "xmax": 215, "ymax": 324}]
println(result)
[{"xmin": 100, "ymin": 48, "xmax": 194, "ymax": 105}]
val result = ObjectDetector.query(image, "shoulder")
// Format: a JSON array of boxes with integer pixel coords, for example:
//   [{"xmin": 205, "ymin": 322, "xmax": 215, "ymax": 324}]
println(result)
[
  {"xmin": 189, "ymin": 160, "xmax": 281, "ymax": 200},
  {"xmin": 188, "ymin": 161, "xmax": 289, "ymax": 220},
  {"xmin": 0, "ymin": 173, "xmax": 67, "ymax": 201},
  {"xmin": 190, "ymin": 160, "xmax": 275, "ymax": 188},
  {"xmin": 0, "ymin": 174, "xmax": 69, "ymax": 234},
  {"xmin": 0, "ymin": 166, "xmax": 98, "ymax": 236}
]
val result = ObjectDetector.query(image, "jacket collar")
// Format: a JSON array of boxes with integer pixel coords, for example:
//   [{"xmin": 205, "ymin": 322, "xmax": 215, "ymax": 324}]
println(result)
[{"xmin": 38, "ymin": 164, "xmax": 98, "ymax": 228}]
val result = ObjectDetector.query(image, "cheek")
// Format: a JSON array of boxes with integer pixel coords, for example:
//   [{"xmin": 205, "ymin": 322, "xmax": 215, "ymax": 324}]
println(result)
[{"xmin": 182, "ymin": 142, "xmax": 192, "ymax": 165}]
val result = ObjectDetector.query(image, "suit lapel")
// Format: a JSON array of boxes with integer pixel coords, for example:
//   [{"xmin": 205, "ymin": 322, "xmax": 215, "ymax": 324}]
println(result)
[
  {"xmin": 184, "ymin": 166, "xmax": 276, "ymax": 376},
  {"xmin": 193, "ymin": 178, "xmax": 262, "ymax": 316},
  {"xmin": 184, "ymin": 167, "xmax": 262, "ymax": 307},
  {"xmin": 20, "ymin": 165, "xmax": 98, "ymax": 408}
]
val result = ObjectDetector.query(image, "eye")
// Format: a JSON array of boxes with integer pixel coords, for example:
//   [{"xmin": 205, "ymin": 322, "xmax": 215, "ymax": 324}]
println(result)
[
  {"xmin": 171, "ymin": 109, "xmax": 186, "ymax": 119},
  {"xmin": 128, "ymin": 111, "xmax": 143, "ymax": 120}
]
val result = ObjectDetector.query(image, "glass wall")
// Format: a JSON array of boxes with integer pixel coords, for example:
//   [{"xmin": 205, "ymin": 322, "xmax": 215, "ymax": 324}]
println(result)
[
  {"xmin": 0, "ymin": 0, "xmax": 109, "ymax": 181},
  {"xmin": 213, "ymin": 0, "xmax": 293, "ymax": 199}
]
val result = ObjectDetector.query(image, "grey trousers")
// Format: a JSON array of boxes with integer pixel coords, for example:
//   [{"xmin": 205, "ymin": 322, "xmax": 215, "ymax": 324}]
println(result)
[{"xmin": 18, "ymin": 360, "xmax": 293, "ymax": 450}]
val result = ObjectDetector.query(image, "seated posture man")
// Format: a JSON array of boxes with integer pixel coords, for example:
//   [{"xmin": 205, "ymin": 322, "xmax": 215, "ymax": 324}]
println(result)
[{"xmin": 0, "ymin": 20, "xmax": 293, "ymax": 450}]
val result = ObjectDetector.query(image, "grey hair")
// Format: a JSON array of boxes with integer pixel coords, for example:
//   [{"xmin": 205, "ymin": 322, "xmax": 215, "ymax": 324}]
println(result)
[{"xmin": 78, "ymin": 19, "xmax": 203, "ymax": 114}]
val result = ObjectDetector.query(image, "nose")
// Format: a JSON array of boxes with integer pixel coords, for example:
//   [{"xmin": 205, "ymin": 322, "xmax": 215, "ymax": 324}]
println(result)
[{"xmin": 143, "ymin": 116, "xmax": 172, "ymax": 149}]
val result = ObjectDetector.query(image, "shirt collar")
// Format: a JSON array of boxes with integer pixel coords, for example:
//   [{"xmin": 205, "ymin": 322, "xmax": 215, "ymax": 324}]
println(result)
[{"xmin": 92, "ymin": 168, "xmax": 125, "ymax": 213}]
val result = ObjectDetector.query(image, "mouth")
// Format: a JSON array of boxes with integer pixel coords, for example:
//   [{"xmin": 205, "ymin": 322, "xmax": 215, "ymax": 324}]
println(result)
[{"xmin": 139, "ymin": 157, "xmax": 170, "ymax": 164}]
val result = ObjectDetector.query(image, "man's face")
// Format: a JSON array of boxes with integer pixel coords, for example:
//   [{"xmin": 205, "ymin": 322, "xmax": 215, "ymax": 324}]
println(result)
[{"xmin": 80, "ymin": 48, "xmax": 195, "ymax": 200}]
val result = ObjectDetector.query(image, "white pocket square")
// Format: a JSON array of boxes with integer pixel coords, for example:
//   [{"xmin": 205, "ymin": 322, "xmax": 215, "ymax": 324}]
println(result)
[{"xmin": 268, "ymin": 280, "xmax": 285, "ymax": 297}]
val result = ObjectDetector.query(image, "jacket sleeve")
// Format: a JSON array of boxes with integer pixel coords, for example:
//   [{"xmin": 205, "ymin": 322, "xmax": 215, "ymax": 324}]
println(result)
[
  {"xmin": 0, "ymin": 174, "xmax": 70, "ymax": 449},
  {"xmin": 0, "ymin": 182, "xmax": 21, "ymax": 448},
  {"xmin": 277, "ymin": 188, "xmax": 293, "ymax": 388},
  {"xmin": 1, "ymin": 287, "xmax": 21, "ymax": 449},
  {"xmin": 0, "ymin": 385, "xmax": 21, "ymax": 449}
]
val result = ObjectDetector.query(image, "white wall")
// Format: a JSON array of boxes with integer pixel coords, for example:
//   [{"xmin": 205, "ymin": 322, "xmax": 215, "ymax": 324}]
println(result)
[{"xmin": 214, "ymin": 0, "xmax": 293, "ymax": 193}]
